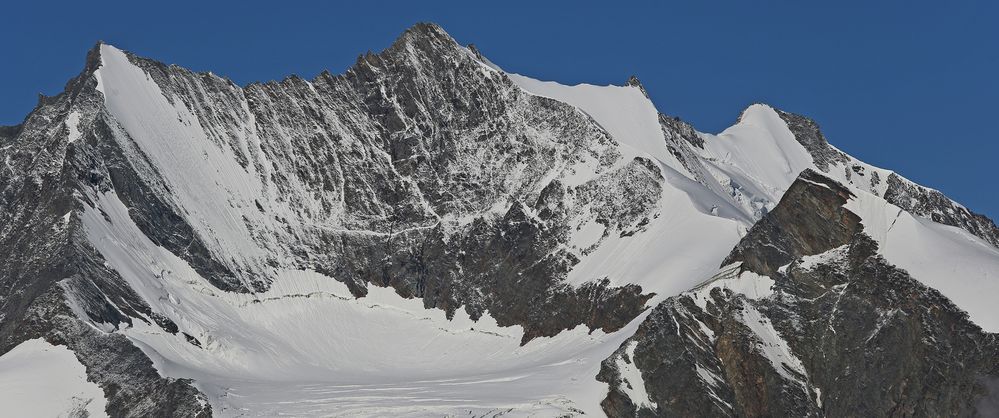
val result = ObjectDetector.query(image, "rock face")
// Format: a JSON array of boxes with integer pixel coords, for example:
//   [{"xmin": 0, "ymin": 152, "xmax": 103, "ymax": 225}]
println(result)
[
  {"xmin": 774, "ymin": 108, "xmax": 999, "ymax": 248},
  {"xmin": 881, "ymin": 172, "xmax": 999, "ymax": 247},
  {"xmin": 1, "ymin": 22, "xmax": 997, "ymax": 417},
  {"xmin": 1, "ymin": 23, "xmax": 659, "ymax": 414},
  {"xmin": 87, "ymin": 23, "xmax": 658, "ymax": 341},
  {"xmin": 598, "ymin": 170, "xmax": 999, "ymax": 417}
]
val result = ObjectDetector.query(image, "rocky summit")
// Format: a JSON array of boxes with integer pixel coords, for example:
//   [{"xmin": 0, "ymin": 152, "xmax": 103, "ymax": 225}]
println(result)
[{"xmin": 0, "ymin": 23, "xmax": 997, "ymax": 417}]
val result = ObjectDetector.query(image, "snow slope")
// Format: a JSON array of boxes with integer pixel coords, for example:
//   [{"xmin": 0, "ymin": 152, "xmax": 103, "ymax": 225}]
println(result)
[
  {"xmin": 563, "ymin": 169, "xmax": 746, "ymax": 296},
  {"xmin": 507, "ymin": 73, "xmax": 751, "ymax": 297},
  {"xmin": 0, "ymin": 339, "xmax": 109, "ymax": 418},
  {"xmin": 95, "ymin": 44, "xmax": 274, "ymax": 286},
  {"xmin": 697, "ymin": 104, "xmax": 815, "ymax": 214},
  {"xmin": 845, "ymin": 190, "xmax": 999, "ymax": 332},
  {"xmin": 507, "ymin": 74, "xmax": 685, "ymax": 172}
]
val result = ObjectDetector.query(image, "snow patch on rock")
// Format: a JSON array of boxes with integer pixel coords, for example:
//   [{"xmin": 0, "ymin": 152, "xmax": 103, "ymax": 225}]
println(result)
[
  {"xmin": 65, "ymin": 111, "xmax": 82, "ymax": 143},
  {"xmin": 616, "ymin": 340, "xmax": 656, "ymax": 410},
  {"xmin": 798, "ymin": 244, "xmax": 850, "ymax": 271},
  {"xmin": 689, "ymin": 263, "xmax": 775, "ymax": 311},
  {"xmin": 738, "ymin": 303, "xmax": 813, "ymax": 397}
]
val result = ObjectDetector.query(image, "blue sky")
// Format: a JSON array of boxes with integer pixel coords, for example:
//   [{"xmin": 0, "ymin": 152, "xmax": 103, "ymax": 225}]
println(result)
[{"xmin": 2, "ymin": 1, "xmax": 996, "ymax": 218}]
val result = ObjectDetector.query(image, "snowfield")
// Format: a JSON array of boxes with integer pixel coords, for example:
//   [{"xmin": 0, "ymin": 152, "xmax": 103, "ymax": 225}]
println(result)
[{"xmin": 0, "ymin": 338, "xmax": 109, "ymax": 418}]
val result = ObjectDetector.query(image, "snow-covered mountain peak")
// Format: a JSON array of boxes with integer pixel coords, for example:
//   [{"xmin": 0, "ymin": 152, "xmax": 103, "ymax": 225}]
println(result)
[
  {"xmin": 626, "ymin": 75, "xmax": 651, "ymax": 99},
  {"xmin": 1, "ymin": 22, "xmax": 997, "ymax": 417},
  {"xmin": 506, "ymin": 71, "xmax": 672, "ymax": 168},
  {"xmin": 734, "ymin": 102, "xmax": 780, "ymax": 124},
  {"xmin": 92, "ymin": 43, "xmax": 127, "ymax": 93}
]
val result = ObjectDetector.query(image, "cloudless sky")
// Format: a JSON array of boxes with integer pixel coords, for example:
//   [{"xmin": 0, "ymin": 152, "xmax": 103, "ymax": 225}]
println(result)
[{"xmin": 2, "ymin": 1, "xmax": 997, "ymax": 218}]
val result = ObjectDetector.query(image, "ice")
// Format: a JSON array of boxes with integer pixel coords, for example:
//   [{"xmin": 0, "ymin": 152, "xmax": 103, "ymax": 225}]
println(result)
[{"xmin": 96, "ymin": 45, "xmax": 265, "ymax": 260}]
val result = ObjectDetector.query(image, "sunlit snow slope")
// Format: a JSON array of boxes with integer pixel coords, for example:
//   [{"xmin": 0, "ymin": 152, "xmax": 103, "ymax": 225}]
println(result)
[
  {"xmin": 507, "ymin": 73, "xmax": 748, "ymax": 295},
  {"xmin": 0, "ymin": 339, "xmax": 109, "ymax": 418},
  {"xmin": 846, "ymin": 189, "xmax": 999, "ymax": 331}
]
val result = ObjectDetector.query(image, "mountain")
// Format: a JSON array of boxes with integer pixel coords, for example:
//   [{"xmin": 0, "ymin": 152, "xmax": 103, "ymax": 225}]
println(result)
[
  {"xmin": 598, "ymin": 170, "xmax": 999, "ymax": 416},
  {"xmin": 0, "ymin": 23, "xmax": 996, "ymax": 417}
]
